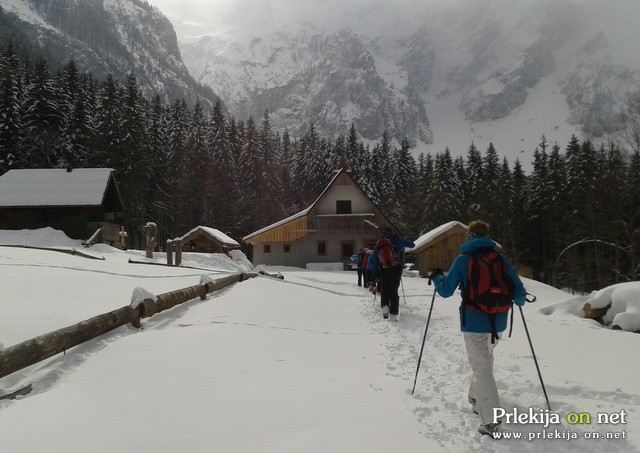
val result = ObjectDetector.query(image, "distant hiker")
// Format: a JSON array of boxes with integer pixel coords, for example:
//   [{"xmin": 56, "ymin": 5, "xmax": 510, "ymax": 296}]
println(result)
[
  {"xmin": 356, "ymin": 248, "xmax": 369, "ymax": 287},
  {"xmin": 430, "ymin": 220, "xmax": 526, "ymax": 438},
  {"xmin": 367, "ymin": 249, "xmax": 379, "ymax": 294},
  {"xmin": 376, "ymin": 229, "xmax": 415, "ymax": 321}
]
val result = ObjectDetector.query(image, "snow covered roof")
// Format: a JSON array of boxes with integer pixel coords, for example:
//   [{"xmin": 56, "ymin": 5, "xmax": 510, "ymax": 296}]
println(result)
[
  {"xmin": 408, "ymin": 221, "xmax": 468, "ymax": 252},
  {"xmin": 242, "ymin": 207, "xmax": 311, "ymax": 241},
  {"xmin": 178, "ymin": 226, "xmax": 239, "ymax": 248},
  {"xmin": 242, "ymin": 169, "xmax": 349, "ymax": 241},
  {"xmin": 0, "ymin": 168, "xmax": 118, "ymax": 208}
]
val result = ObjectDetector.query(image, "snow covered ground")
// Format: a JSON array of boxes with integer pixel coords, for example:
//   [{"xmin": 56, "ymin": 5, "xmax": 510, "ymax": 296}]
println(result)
[{"xmin": 1, "ymin": 229, "xmax": 639, "ymax": 452}]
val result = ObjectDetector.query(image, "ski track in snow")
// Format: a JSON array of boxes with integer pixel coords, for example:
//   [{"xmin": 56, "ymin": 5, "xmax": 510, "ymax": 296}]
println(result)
[
  {"xmin": 3, "ymin": 265, "xmax": 638, "ymax": 451},
  {"xmin": 349, "ymin": 277, "xmax": 638, "ymax": 452}
]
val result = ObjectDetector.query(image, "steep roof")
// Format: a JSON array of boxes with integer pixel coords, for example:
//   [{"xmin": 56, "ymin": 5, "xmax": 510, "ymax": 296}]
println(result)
[
  {"xmin": 0, "ymin": 168, "xmax": 122, "ymax": 209},
  {"xmin": 243, "ymin": 168, "xmax": 396, "ymax": 242},
  {"xmin": 408, "ymin": 221, "xmax": 468, "ymax": 252}
]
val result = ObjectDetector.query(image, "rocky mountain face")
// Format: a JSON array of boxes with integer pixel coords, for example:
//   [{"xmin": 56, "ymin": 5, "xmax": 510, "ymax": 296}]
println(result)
[
  {"xmin": 178, "ymin": 0, "xmax": 640, "ymax": 153},
  {"xmin": 181, "ymin": 28, "xmax": 431, "ymax": 143},
  {"xmin": 3, "ymin": 0, "xmax": 638, "ymax": 153},
  {"xmin": 0, "ymin": 0, "xmax": 214, "ymax": 107}
]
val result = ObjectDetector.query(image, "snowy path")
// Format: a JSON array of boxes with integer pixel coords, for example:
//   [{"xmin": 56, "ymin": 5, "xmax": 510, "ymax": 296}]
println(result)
[
  {"xmin": 1, "ymin": 246, "xmax": 638, "ymax": 451},
  {"xmin": 347, "ymin": 274, "xmax": 637, "ymax": 452},
  {"xmin": 281, "ymin": 270, "xmax": 638, "ymax": 452}
]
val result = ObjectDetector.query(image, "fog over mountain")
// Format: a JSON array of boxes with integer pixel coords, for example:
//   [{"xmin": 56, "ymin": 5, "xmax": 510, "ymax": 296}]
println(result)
[{"xmin": 142, "ymin": 0, "xmax": 640, "ymax": 164}]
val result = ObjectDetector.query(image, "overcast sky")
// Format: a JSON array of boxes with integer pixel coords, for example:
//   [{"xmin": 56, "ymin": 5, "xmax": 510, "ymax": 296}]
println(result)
[{"xmin": 144, "ymin": 0, "xmax": 458, "ymax": 39}]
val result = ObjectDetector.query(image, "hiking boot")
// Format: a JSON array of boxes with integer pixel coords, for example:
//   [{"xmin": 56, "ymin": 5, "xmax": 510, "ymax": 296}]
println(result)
[
  {"xmin": 468, "ymin": 397, "xmax": 478, "ymax": 415},
  {"xmin": 390, "ymin": 314, "xmax": 398, "ymax": 322},
  {"xmin": 382, "ymin": 305, "xmax": 390, "ymax": 319},
  {"xmin": 478, "ymin": 422, "xmax": 500, "ymax": 438}
]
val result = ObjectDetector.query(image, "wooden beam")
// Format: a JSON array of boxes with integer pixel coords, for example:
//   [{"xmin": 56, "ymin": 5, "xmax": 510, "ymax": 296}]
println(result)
[{"xmin": 0, "ymin": 272, "xmax": 257, "ymax": 381}]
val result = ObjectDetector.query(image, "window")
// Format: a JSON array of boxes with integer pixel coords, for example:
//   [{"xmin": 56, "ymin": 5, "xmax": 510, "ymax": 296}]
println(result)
[
  {"xmin": 283, "ymin": 244, "xmax": 291, "ymax": 253},
  {"xmin": 317, "ymin": 241, "xmax": 327, "ymax": 256},
  {"xmin": 341, "ymin": 241, "xmax": 355, "ymax": 259},
  {"xmin": 263, "ymin": 244, "xmax": 271, "ymax": 254},
  {"xmin": 336, "ymin": 200, "xmax": 352, "ymax": 214}
]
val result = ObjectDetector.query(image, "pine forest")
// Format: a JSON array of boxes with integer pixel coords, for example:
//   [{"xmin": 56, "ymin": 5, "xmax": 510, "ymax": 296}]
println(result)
[{"xmin": 1, "ymin": 45, "xmax": 640, "ymax": 293}]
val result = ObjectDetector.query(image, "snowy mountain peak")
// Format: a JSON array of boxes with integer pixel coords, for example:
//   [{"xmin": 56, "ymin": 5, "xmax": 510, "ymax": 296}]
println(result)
[
  {"xmin": 166, "ymin": 0, "xmax": 640, "ymax": 163},
  {"xmin": 181, "ymin": 27, "xmax": 432, "ymax": 143}
]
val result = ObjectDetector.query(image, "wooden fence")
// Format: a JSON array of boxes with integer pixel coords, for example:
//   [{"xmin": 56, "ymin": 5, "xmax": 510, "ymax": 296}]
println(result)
[{"xmin": 0, "ymin": 272, "xmax": 257, "ymax": 383}]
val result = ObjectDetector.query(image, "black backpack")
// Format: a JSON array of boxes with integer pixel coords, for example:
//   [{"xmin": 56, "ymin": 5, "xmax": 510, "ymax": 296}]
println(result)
[{"xmin": 462, "ymin": 247, "xmax": 515, "ymax": 343}]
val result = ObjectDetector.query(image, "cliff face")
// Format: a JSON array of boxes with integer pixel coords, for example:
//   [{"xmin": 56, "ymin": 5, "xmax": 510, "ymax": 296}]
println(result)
[{"xmin": 0, "ymin": 0, "xmax": 215, "ymax": 107}]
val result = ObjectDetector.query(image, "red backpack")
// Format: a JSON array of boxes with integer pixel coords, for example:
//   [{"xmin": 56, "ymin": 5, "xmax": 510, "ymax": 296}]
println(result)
[
  {"xmin": 376, "ymin": 238, "xmax": 399, "ymax": 269},
  {"xmin": 463, "ymin": 247, "xmax": 515, "ymax": 342}
]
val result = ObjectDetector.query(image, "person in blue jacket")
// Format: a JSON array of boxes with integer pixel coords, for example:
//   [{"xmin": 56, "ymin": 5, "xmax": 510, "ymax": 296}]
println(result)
[
  {"xmin": 430, "ymin": 220, "xmax": 526, "ymax": 438},
  {"xmin": 366, "ymin": 249, "xmax": 379, "ymax": 293}
]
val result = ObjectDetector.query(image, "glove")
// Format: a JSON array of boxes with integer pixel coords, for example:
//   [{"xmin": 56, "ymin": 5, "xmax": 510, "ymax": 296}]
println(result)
[
  {"xmin": 427, "ymin": 268, "xmax": 443, "ymax": 286},
  {"xmin": 429, "ymin": 268, "xmax": 444, "ymax": 278}
]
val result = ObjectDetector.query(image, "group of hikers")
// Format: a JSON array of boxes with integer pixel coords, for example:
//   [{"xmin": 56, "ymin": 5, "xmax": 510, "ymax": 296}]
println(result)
[
  {"xmin": 353, "ymin": 230, "xmax": 415, "ymax": 321},
  {"xmin": 353, "ymin": 220, "xmax": 527, "ymax": 439}
]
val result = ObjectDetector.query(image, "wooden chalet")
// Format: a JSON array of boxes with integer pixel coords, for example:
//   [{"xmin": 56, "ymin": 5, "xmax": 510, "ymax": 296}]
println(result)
[
  {"xmin": 179, "ymin": 226, "xmax": 240, "ymax": 254},
  {"xmin": 243, "ymin": 168, "xmax": 397, "ymax": 268},
  {"xmin": 0, "ymin": 168, "xmax": 124, "ymax": 245},
  {"xmin": 408, "ymin": 221, "xmax": 468, "ymax": 277}
]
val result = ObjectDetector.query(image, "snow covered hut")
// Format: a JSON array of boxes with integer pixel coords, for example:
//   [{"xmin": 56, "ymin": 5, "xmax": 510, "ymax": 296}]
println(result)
[
  {"xmin": 243, "ymin": 168, "xmax": 397, "ymax": 268},
  {"xmin": 0, "ymin": 168, "xmax": 124, "ymax": 244},
  {"xmin": 178, "ymin": 226, "xmax": 240, "ymax": 254},
  {"xmin": 408, "ymin": 221, "xmax": 468, "ymax": 277}
]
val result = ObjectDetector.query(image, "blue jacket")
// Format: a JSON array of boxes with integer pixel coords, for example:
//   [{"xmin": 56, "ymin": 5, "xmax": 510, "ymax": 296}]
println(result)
[
  {"xmin": 367, "ymin": 250, "xmax": 379, "ymax": 278},
  {"xmin": 432, "ymin": 236, "xmax": 526, "ymax": 333}
]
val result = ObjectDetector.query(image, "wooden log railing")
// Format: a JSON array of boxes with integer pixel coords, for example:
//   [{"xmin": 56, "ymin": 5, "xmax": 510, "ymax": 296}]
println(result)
[{"xmin": 0, "ymin": 272, "xmax": 257, "ymax": 381}]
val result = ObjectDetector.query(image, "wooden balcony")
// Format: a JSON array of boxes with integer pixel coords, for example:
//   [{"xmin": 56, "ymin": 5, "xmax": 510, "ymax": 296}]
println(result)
[{"xmin": 313, "ymin": 214, "xmax": 379, "ymax": 235}]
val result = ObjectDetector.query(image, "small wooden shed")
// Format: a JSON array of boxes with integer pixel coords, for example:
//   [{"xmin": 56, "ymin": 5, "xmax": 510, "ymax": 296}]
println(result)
[
  {"xmin": 0, "ymin": 168, "xmax": 124, "ymax": 244},
  {"xmin": 179, "ymin": 226, "xmax": 240, "ymax": 254},
  {"xmin": 408, "ymin": 221, "xmax": 468, "ymax": 277}
]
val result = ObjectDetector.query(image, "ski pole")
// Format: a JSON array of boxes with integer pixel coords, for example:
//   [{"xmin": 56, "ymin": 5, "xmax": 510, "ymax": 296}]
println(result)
[
  {"xmin": 400, "ymin": 276, "xmax": 406, "ymax": 305},
  {"xmin": 412, "ymin": 280, "xmax": 437, "ymax": 395},
  {"xmin": 519, "ymin": 306, "xmax": 551, "ymax": 410}
]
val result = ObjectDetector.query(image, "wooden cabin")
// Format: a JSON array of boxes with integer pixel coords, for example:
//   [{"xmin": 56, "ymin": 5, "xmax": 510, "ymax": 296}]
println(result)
[
  {"xmin": 243, "ymin": 168, "xmax": 397, "ymax": 268},
  {"xmin": 408, "ymin": 221, "xmax": 468, "ymax": 277},
  {"xmin": 0, "ymin": 168, "xmax": 124, "ymax": 245},
  {"xmin": 179, "ymin": 226, "xmax": 240, "ymax": 254}
]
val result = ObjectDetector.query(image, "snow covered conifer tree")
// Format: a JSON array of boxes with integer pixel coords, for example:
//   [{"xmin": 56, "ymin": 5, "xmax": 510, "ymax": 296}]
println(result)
[
  {"xmin": 21, "ymin": 57, "xmax": 61, "ymax": 168},
  {"xmin": 465, "ymin": 142, "xmax": 484, "ymax": 219},
  {"xmin": 0, "ymin": 43, "xmax": 25, "ymax": 173}
]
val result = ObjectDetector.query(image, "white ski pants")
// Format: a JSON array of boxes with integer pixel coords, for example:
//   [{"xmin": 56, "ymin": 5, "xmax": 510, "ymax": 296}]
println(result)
[{"xmin": 463, "ymin": 332, "xmax": 500, "ymax": 425}]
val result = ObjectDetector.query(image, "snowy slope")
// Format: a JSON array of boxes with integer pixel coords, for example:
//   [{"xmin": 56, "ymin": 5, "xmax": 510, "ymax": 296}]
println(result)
[{"xmin": 1, "ymin": 229, "xmax": 639, "ymax": 451}]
